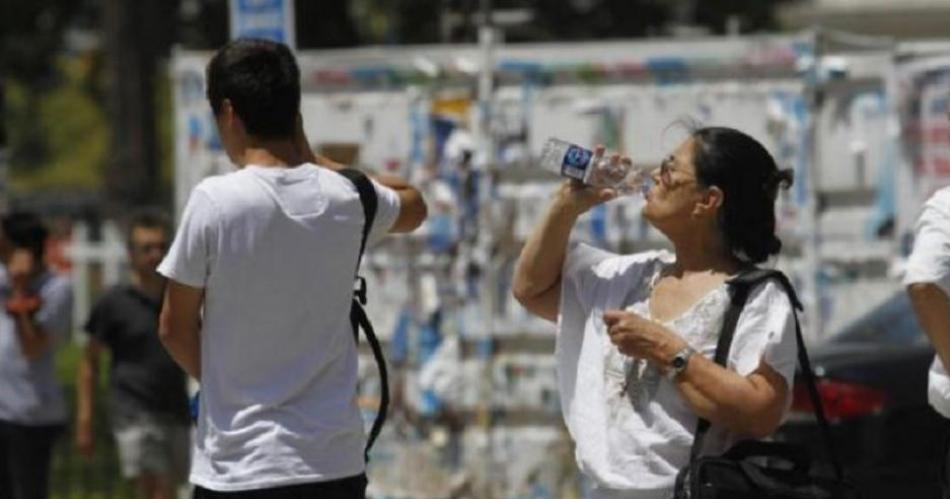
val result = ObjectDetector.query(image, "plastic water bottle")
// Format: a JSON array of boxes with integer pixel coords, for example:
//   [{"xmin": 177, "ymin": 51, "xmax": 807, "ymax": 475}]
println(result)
[
  {"xmin": 189, "ymin": 391, "xmax": 200, "ymax": 424},
  {"xmin": 538, "ymin": 138, "xmax": 648, "ymax": 196}
]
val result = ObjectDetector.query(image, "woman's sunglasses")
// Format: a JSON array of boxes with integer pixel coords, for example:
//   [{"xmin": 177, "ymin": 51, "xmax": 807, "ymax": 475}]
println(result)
[{"xmin": 658, "ymin": 156, "xmax": 696, "ymax": 187}]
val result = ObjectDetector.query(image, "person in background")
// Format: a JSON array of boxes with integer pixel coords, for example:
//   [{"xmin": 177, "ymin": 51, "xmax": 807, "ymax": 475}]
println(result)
[
  {"xmin": 513, "ymin": 127, "xmax": 797, "ymax": 498},
  {"xmin": 905, "ymin": 185, "xmax": 950, "ymax": 415},
  {"xmin": 0, "ymin": 212, "xmax": 73, "ymax": 499},
  {"xmin": 157, "ymin": 38, "xmax": 427, "ymax": 498},
  {"xmin": 903, "ymin": 185, "xmax": 950, "ymax": 495},
  {"xmin": 76, "ymin": 209, "xmax": 190, "ymax": 499}
]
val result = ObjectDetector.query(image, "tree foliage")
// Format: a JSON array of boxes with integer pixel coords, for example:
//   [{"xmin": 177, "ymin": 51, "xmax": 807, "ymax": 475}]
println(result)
[
  {"xmin": 1, "ymin": 0, "xmax": 96, "ymax": 185},
  {"xmin": 7, "ymin": 57, "xmax": 108, "ymax": 192},
  {"xmin": 0, "ymin": 0, "xmax": 792, "ymax": 201}
]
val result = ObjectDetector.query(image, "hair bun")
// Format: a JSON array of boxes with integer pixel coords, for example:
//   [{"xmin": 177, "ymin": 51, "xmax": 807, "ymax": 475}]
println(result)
[
  {"xmin": 764, "ymin": 168, "xmax": 794, "ymax": 194},
  {"xmin": 774, "ymin": 168, "xmax": 794, "ymax": 190}
]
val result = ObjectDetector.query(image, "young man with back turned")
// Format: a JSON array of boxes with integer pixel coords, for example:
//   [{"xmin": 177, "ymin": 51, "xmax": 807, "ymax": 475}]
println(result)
[{"xmin": 157, "ymin": 39, "xmax": 427, "ymax": 498}]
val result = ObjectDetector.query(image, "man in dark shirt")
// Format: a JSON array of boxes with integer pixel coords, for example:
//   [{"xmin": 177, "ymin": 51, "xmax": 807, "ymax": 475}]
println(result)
[{"xmin": 76, "ymin": 210, "xmax": 189, "ymax": 499}]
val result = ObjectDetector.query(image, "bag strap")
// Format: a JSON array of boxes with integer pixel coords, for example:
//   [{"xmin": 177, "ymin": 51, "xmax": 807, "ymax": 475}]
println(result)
[
  {"xmin": 337, "ymin": 168, "xmax": 389, "ymax": 463},
  {"xmin": 687, "ymin": 273, "xmax": 756, "ymax": 462},
  {"xmin": 338, "ymin": 168, "xmax": 378, "ymax": 305},
  {"xmin": 686, "ymin": 268, "xmax": 843, "ymax": 479},
  {"xmin": 350, "ymin": 300, "xmax": 389, "ymax": 463}
]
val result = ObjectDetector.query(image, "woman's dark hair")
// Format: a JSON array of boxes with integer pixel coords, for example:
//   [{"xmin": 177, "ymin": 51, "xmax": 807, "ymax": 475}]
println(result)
[
  {"xmin": 690, "ymin": 126, "xmax": 794, "ymax": 264},
  {"xmin": 206, "ymin": 38, "xmax": 300, "ymax": 139},
  {"xmin": 1, "ymin": 212, "xmax": 49, "ymax": 261}
]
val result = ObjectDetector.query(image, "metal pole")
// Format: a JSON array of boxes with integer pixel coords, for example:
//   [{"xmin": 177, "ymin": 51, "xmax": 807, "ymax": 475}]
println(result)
[
  {"xmin": 477, "ymin": 0, "xmax": 495, "ymax": 162},
  {"xmin": 103, "ymin": 0, "xmax": 161, "ymax": 213},
  {"xmin": 440, "ymin": 0, "xmax": 453, "ymax": 43},
  {"xmin": 476, "ymin": 2, "xmax": 496, "ymax": 496},
  {"xmin": 802, "ymin": 28, "xmax": 824, "ymax": 342},
  {"xmin": 0, "ymin": 80, "xmax": 8, "ymax": 213}
]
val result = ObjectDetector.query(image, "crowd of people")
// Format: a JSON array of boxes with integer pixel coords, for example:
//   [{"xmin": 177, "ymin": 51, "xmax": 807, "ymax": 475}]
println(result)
[{"xmin": 0, "ymin": 37, "xmax": 947, "ymax": 499}]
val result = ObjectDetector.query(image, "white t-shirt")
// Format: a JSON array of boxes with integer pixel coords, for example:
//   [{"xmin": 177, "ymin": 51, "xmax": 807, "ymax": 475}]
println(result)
[
  {"xmin": 903, "ymin": 186, "xmax": 950, "ymax": 418},
  {"xmin": 558, "ymin": 244, "xmax": 797, "ymax": 499},
  {"xmin": 904, "ymin": 186, "xmax": 950, "ymax": 295},
  {"xmin": 158, "ymin": 164, "xmax": 400, "ymax": 491}
]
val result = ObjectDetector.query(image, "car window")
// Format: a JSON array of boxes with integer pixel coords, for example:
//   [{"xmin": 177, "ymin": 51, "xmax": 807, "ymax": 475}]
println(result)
[{"xmin": 833, "ymin": 292, "xmax": 929, "ymax": 346}]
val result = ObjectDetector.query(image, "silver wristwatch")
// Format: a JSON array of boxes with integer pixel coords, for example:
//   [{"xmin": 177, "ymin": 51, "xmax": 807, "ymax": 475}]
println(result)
[{"xmin": 667, "ymin": 345, "xmax": 697, "ymax": 380}]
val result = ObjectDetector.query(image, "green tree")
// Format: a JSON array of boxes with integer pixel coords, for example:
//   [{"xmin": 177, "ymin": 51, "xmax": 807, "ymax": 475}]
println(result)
[
  {"xmin": 1, "ymin": 0, "xmax": 87, "ymax": 176},
  {"xmin": 695, "ymin": 0, "xmax": 794, "ymax": 34},
  {"xmin": 6, "ymin": 57, "xmax": 108, "ymax": 193}
]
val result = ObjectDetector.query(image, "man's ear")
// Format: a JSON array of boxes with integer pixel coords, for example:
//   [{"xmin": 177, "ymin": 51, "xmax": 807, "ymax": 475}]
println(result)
[
  {"xmin": 692, "ymin": 186, "xmax": 724, "ymax": 219},
  {"xmin": 220, "ymin": 98, "xmax": 250, "ymax": 138},
  {"xmin": 221, "ymin": 99, "xmax": 237, "ymax": 128}
]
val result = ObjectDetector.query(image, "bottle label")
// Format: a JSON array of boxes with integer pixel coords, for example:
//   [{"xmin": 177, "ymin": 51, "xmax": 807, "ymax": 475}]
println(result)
[{"xmin": 561, "ymin": 145, "xmax": 592, "ymax": 181}]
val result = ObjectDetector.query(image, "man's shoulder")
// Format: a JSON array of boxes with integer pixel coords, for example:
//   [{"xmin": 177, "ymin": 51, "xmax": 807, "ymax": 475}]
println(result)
[
  {"xmin": 917, "ymin": 186, "xmax": 950, "ymax": 225},
  {"xmin": 928, "ymin": 186, "xmax": 950, "ymax": 211},
  {"xmin": 86, "ymin": 284, "xmax": 131, "ymax": 314},
  {"xmin": 189, "ymin": 167, "xmax": 364, "ymax": 222},
  {"xmin": 310, "ymin": 165, "xmax": 367, "ymax": 195},
  {"xmin": 186, "ymin": 173, "xmax": 260, "ymax": 220},
  {"xmin": 96, "ymin": 284, "xmax": 135, "ymax": 303},
  {"xmin": 193, "ymin": 173, "xmax": 242, "ymax": 199},
  {"xmin": 40, "ymin": 271, "xmax": 72, "ymax": 296}
]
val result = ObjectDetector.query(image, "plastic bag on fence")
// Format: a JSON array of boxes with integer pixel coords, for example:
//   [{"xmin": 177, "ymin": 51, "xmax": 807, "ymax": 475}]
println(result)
[{"xmin": 417, "ymin": 334, "xmax": 463, "ymax": 406}]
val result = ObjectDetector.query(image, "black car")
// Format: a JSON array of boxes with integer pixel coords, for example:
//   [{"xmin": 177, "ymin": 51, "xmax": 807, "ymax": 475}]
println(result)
[{"xmin": 776, "ymin": 291, "xmax": 950, "ymax": 499}]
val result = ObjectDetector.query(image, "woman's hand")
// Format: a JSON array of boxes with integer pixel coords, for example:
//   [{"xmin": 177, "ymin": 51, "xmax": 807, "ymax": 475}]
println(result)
[
  {"xmin": 552, "ymin": 146, "xmax": 622, "ymax": 217},
  {"xmin": 603, "ymin": 309, "xmax": 688, "ymax": 368}
]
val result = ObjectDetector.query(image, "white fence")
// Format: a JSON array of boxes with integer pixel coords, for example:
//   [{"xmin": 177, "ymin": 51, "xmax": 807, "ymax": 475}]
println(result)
[{"xmin": 65, "ymin": 221, "xmax": 128, "ymax": 340}]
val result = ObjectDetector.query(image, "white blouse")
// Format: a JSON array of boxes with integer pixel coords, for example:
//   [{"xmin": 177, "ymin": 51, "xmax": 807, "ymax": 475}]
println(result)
[
  {"xmin": 903, "ymin": 186, "xmax": 950, "ymax": 418},
  {"xmin": 904, "ymin": 186, "xmax": 950, "ymax": 294},
  {"xmin": 558, "ymin": 244, "xmax": 797, "ymax": 499}
]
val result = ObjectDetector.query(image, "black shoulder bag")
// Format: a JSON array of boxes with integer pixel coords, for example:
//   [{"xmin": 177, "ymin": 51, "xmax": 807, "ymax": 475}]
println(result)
[
  {"xmin": 188, "ymin": 169, "xmax": 390, "ymax": 463},
  {"xmin": 338, "ymin": 168, "xmax": 390, "ymax": 463},
  {"xmin": 673, "ymin": 268, "xmax": 860, "ymax": 499}
]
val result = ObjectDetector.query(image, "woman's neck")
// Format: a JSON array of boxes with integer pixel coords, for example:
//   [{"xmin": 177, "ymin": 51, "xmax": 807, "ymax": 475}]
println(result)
[{"xmin": 668, "ymin": 228, "xmax": 741, "ymax": 276}]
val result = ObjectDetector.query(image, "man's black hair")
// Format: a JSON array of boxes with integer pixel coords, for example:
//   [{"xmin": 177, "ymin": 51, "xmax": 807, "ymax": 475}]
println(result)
[
  {"xmin": 125, "ymin": 208, "xmax": 171, "ymax": 248},
  {"xmin": 206, "ymin": 38, "xmax": 300, "ymax": 139},
  {"xmin": 1, "ymin": 212, "xmax": 48, "ymax": 260}
]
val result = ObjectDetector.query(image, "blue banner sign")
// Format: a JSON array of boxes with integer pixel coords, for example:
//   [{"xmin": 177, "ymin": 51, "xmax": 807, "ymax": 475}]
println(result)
[{"xmin": 229, "ymin": 0, "xmax": 296, "ymax": 49}]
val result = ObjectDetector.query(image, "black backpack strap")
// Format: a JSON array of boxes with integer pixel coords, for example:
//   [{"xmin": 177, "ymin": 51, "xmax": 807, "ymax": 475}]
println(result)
[
  {"xmin": 338, "ymin": 168, "xmax": 378, "ymax": 307},
  {"xmin": 686, "ymin": 270, "xmax": 759, "ymax": 464},
  {"xmin": 684, "ymin": 268, "xmax": 843, "ymax": 479},
  {"xmin": 350, "ymin": 298, "xmax": 389, "ymax": 463},
  {"xmin": 337, "ymin": 168, "xmax": 389, "ymax": 463}
]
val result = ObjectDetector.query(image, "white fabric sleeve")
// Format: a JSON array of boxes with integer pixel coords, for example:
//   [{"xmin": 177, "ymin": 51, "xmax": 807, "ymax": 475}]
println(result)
[
  {"xmin": 157, "ymin": 187, "xmax": 219, "ymax": 288},
  {"xmin": 904, "ymin": 188, "xmax": 950, "ymax": 295},
  {"xmin": 36, "ymin": 276, "xmax": 73, "ymax": 345},
  {"xmin": 561, "ymin": 242, "xmax": 618, "ymax": 312},
  {"xmin": 727, "ymin": 280, "xmax": 798, "ymax": 392},
  {"xmin": 929, "ymin": 357, "xmax": 950, "ymax": 418},
  {"xmin": 366, "ymin": 179, "xmax": 401, "ymax": 248}
]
